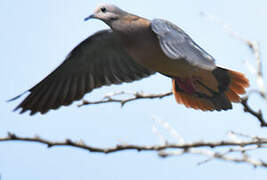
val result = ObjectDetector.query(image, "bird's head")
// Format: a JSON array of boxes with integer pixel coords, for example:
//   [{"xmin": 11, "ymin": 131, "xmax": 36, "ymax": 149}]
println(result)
[{"xmin": 85, "ymin": 4, "xmax": 127, "ymax": 25}]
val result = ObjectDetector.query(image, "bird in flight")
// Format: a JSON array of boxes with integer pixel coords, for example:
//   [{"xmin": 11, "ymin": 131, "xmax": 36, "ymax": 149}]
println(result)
[{"xmin": 10, "ymin": 4, "xmax": 249, "ymax": 115}]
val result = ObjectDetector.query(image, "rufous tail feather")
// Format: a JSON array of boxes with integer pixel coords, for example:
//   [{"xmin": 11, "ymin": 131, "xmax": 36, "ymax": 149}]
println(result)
[{"xmin": 172, "ymin": 67, "xmax": 249, "ymax": 111}]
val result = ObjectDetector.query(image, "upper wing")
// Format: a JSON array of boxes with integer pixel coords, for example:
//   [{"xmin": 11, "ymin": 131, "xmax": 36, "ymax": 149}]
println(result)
[
  {"xmin": 12, "ymin": 29, "xmax": 155, "ymax": 115},
  {"xmin": 151, "ymin": 19, "xmax": 216, "ymax": 70}
]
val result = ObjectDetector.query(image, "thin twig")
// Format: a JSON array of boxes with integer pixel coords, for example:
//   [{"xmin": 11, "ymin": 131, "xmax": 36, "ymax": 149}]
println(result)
[
  {"xmin": 241, "ymin": 96, "xmax": 266, "ymax": 127},
  {"xmin": 159, "ymin": 147, "xmax": 267, "ymax": 168},
  {"xmin": 78, "ymin": 91, "xmax": 172, "ymax": 107}
]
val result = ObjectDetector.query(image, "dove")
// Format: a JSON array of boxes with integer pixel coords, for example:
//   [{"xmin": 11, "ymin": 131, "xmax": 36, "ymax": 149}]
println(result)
[{"xmin": 10, "ymin": 4, "xmax": 249, "ymax": 115}]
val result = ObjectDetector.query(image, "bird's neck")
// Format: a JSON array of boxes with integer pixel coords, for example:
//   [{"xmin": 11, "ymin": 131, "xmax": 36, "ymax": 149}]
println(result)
[
  {"xmin": 111, "ymin": 15, "xmax": 154, "ymax": 51},
  {"xmin": 110, "ymin": 16, "xmax": 165, "ymax": 70},
  {"xmin": 111, "ymin": 15, "xmax": 151, "ymax": 36}
]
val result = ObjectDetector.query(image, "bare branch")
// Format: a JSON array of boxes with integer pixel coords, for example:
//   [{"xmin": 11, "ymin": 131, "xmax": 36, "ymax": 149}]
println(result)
[
  {"xmin": 244, "ymin": 40, "xmax": 266, "ymax": 99},
  {"xmin": 78, "ymin": 90, "xmax": 266, "ymax": 127},
  {"xmin": 159, "ymin": 147, "xmax": 267, "ymax": 168},
  {"xmin": 155, "ymin": 121, "xmax": 267, "ymax": 168},
  {"xmin": 78, "ymin": 91, "xmax": 172, "ymax": 107},
  {"xmin": 78, "ymin": 89, "xmax": 266, "ymax": 127},
  {"xmin": 2, "ymin": 132, "xmax": 267, "ymax": 168},
  {"xmin": 0, "ymin": 132, "xmax": 266, "ymax": 152},
  {"xmin": 241, "ymin": 96, "xmax": 266, "ymax": 127}
]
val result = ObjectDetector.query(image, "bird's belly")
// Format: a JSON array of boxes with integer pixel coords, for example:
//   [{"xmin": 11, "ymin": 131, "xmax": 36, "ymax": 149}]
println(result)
[
  {"xmin": 149, "ymin": 56, "xmax": 197, "ymax": 77},
  {"xmin": 127, "ymin": 46, "xmax": 197, "ymax": 78}
]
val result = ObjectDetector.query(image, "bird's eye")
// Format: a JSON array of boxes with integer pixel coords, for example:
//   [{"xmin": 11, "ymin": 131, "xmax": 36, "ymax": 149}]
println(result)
[{"xmin": 100, "ymin": 7, "xmax": 106, "ymax": 13}]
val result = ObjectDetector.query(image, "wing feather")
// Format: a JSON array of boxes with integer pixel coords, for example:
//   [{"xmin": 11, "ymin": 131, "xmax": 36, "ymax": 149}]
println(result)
[
  {"xmin": 151, "ymin": 19, "xmax": 216, "ymax": 70},
  {"xmin": 12, "ymin": 29, "xmax": 155, "ymax": 114}
]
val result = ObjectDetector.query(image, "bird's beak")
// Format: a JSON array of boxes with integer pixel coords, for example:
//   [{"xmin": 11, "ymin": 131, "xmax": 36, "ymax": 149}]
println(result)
[{"xmin": 84, "ymin": 14, "xmax": 96, "ymax": 21}]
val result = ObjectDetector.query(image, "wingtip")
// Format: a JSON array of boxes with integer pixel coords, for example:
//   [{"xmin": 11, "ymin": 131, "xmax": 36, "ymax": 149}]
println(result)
[
  {"xmin": 13, "ymin": 106, "xmax": 39, "ymax": 116},
  {"xmin": 19, "ymin": 108, "xmax": 28, "ymax": 114},
  {"xmin": 13, "ymin": 106, "xmax": 20, "ymax": 112},
  {"xmin": 6, "ymin": 91, "xmax": 28, "ymax": 103},
  {"xmin": 30, "ymin": 110, "xmax": 38, "ymax": 116}
]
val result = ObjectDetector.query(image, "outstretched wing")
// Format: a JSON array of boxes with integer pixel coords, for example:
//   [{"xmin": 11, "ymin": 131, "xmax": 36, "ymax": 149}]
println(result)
[
  {"xmin": 12, "ymin": 29, "xmax": 155, "ymax": 115},
  {"xmin": 151, "ymin": 19, "xmax": 216, "ymax": 70}
]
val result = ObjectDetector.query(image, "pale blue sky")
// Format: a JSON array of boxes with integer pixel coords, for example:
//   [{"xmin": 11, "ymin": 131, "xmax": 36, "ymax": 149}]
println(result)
[{"xmin": 1, "ymin": 0, "xmax": 267, "ymax": 179}]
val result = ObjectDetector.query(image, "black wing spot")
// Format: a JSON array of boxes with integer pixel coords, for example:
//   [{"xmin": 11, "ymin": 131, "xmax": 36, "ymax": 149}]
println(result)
[{"xmin": 212, "ymin": 67, "xmax": 231, "ymax": 92}]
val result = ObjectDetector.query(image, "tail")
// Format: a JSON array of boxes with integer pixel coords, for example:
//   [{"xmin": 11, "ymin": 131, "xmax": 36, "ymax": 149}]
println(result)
[{"xmin": 172, "ymin": 67, "xmax": 249, "ymax": 111}]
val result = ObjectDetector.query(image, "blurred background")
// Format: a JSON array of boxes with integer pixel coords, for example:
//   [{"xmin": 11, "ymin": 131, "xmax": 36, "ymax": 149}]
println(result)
[{"xmin": 1, "ymin": 0, "xmax": 267, "ymax": 179}]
